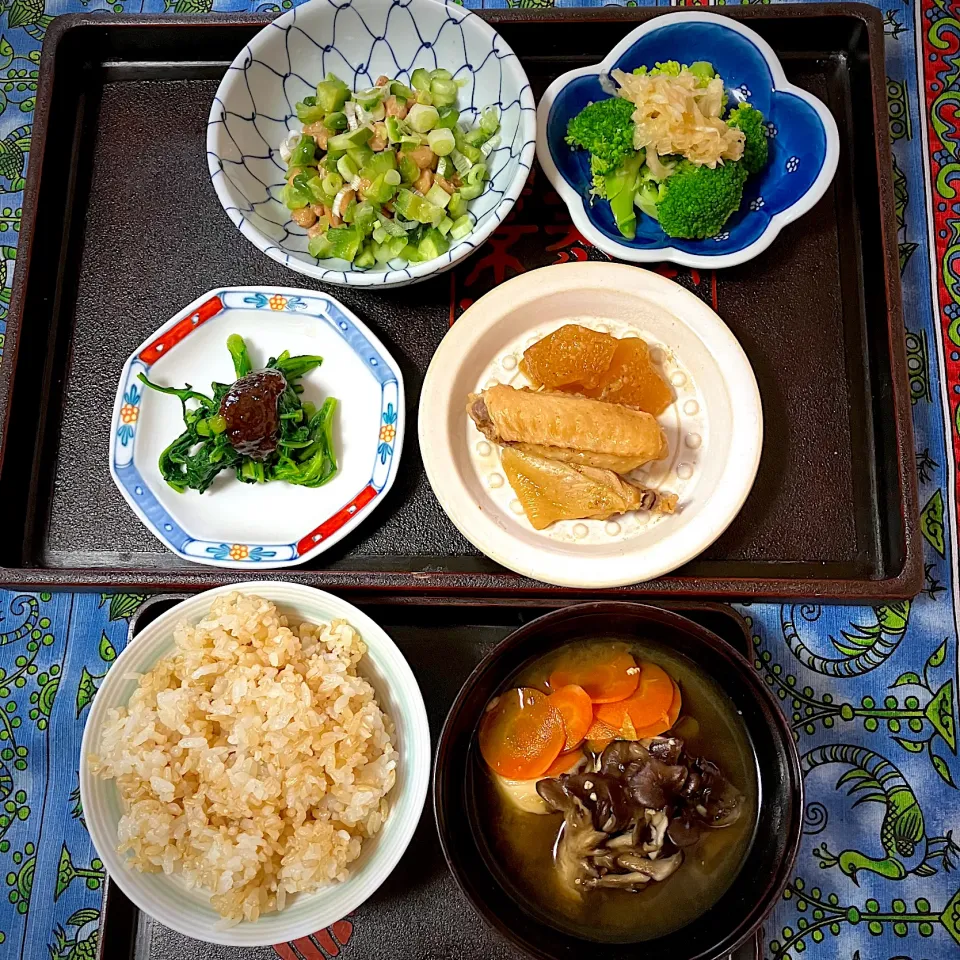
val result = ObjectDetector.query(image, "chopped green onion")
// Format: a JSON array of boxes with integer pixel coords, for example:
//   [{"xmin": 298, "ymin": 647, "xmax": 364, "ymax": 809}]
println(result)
[
  {"xmin": 465, "ymin": 162, "xmax": 487, "ymax": 186},
  {"xmin": 384, "ymin": 169, "xmax": 402, "ymax": 186},
  {"xmin": 447, "ymin": 191, "xmax": 468, "ymax": 220},
  {"xmin": 324, "ymin": 111, "xmax": 348, "ymax": 132},
  {"xmin": 459, "ymin": 180, "xmax": 484, "ymax": 201},
  {"xmin": 327, "ymin": 126, "xmax": 373, "ymax": 152},
  {"xmin": 323, "ymin": 172, "xmax": 344, "ymax": 195},
  {"xmin": 436, "ymin": 155, "xmax": 453, "ymax": 179},
  {"xmin": 385, "ymin": 116, "xmax": 407, "ymax": 143},
  {"xmin": 399, "ymin": 154, "xmax": 420, "ymax": 184},
  {"xmin": 296, "ymin": 101, "xmax": 326, "ymax": 124},
  {"xmin": 289, "ymin": 134, "xmax": 318, "ymax": 168},
  {"xmin": 390, "ymin": 80, "xmax": 415, "ymax": 99},
  {"xmin": 411, "ymin": 68, "xmax": 431, "ymax": 92},
  {"xmin": 430, "ymin": 79, "xmax": 457, "ymax": 107},
  {"xmin": 354, "ymin": 242, "xmax": 376, "ymax": 269},
  {"xmin": 450, "ymin": 149, "xmax": 472, "ymax": 177},
  {"xmin": 436, "ymin": 107, "xmax": 460, "ymax": 130},
  {"xmin": 373, "ymin": 225, "xmax": 389, "ymax": 244},
  {"xmin": 437, "ymin": 215, "xmax": 454, "ymax": 236},
  {"xmin": 315, "ymin": 75, "xmax": 350, "ymax": 113},
  {"xmin": 376, "ymin": 213, "xmax": 407, "ymax": 238},
  {"xmin": 408, "ymin": 103, "xmax": 440, "ymax": 134},
  {"xmin": 480, "ymin": 106, "xmax": 500, "ymax": 135},
  {"xmin": 425, "ymin": 183, "xmax": 452, "ymax": 209},
  {"xmin": 449, "ymin": 214, "xmax": 473, "ymax": 240},
  {"xmin": 282, "ymin": 181, "xmax": 310, "ymax": 210},
  {"xmin": 337, "ymin": 155, "xmax": 358, "ymax": 181},
  {"xmin": 428, "ymin": 127, "xmax": 456, "ymax": 156},
  {"xmin": 419, "ymin": 226, "xmax": 449, "ymax": 259}
]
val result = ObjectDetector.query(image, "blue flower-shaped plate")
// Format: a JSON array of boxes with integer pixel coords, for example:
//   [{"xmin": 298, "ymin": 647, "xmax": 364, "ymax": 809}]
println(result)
[
  {"xmin": 207, "ymin": 0, "xmax": 536, "ymax": 288},
  {"xmin": 537, "ymin": 11, "xmax": 840, "ymax": 268},
  {"xmin": 109, "ymin": 286, "xmax": 404, "ymax": 569}
]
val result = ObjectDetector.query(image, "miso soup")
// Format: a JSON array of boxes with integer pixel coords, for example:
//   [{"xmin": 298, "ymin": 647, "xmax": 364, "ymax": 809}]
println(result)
[{"xmin": 473, "ymin": 639, "xmax": 758, "ymax": 942}]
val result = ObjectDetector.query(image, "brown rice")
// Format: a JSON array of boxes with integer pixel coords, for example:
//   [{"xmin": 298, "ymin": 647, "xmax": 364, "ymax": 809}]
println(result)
[{"xmin": 88, "ymin": 592, "xmax": 398, "ymax": 921}]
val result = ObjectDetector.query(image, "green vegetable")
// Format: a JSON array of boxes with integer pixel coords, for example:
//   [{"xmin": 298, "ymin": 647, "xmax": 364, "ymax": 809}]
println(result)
[
  {"xmin": 399, "ymin": 154, "xmax": 420, "ymax": 184},
  {"xmin": 458, "ymin": 179, "xmax": 485, "ymax": 201},
  {"xmin": 605, "ymin": 151, "xmax": 644, "ymax": 240},
  {"xmin": 634, "ymin": 178, "xmax": 666, "ymax": 221},
  {"xmin": 430, "ymin": 78, "xmax": 457, "ymax": 107},
  {"xmin": 325, "ymin": 225, "xmax": 364, "ymax": 260},
  {"xmin": 428, "ymin": 127, "xmax": 456, "ymax": 156},
  {"xmin": 394, "ymin": 187, "xmax": 443, "ymax": 225},
  {"xmin": 425, "ymin": 183, "xmax": 452, "ymax": 209},
  {"xmin": 315, "ymin": 74, "xmax": 351, "ymax": 113},
  {"xmin": 447, "ymin": 191, "xmax": 468, "ymax": 220},
  {"xmin": 354, "ymin": 242, "xmax": 376, "ymax": 268},
  {"xmin": 282, "ymin": 181, "xmax": 311, "ymax": 210},
  {"xmin": 287, "ymin": 68, "xmax": 499, "ymax": 265},
  {"xmin": 328, "ymin": 126, "xmax": 373, "ymax": 152},
  {"xmin": 138, "ymin": 337, "xmax": 337, "ymax": 493},
  {"xmin": 295, "ymin": 100, "xmax": 326, "ymax": 125},
  {"xmin": 337, "ymin": 155, "xmax": 359, "ymax": 181},
  {"xmin": 565, "ymin": 97, "xmax": 638, "ymax": 193},
  {"xmin": 687, "ymin": 61, "xmax": 716, "ymax": 83},
  {"xmin": 654, "ymin": 159, "xmax": 749, "ymax": 239},
  {"xmin": 632, "ymin": 61, "xmax": 682, "ymax": 78},
  {"xmin": 436, "ymin": 107, "xmax": 460, "ymax": 130},
  {"xmin": 359, "ymin": 150, "xmax": 397, "ymax": 180},
  {"xmin": 408, "ymin": 103, "xmax": 440, "ymax": 133},
  {"xmin": 727, "ymin": 102, "xmax": 769, "ymax": 176},
  {"xmin": 411, "ymin": 68, "xmax": 432, "ymax": 92},
  {"xmin": 449, "ymin": 214, "xmax": 473, "ymax": 241}
]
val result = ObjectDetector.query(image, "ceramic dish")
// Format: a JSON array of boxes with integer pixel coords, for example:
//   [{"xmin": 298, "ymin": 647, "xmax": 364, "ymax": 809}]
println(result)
[
  {"xmin": 109, "ymin": 285, "xmax": 404, "ymax": 568},
  {"xmin": 418, "ymin": 262, "xmax": 762, "ymax": 588},
  {"xmin": 79, "ymin": 582, "xmax": 431, "ymax": 947},
  {"xmin": 536, "ymin": 11, "xmax": 839, "ymax": 268},
  {"xmin": 207, "ymin": 0, "xmax": 536, "ymax": 288},
  {"xmin": 434, "ymin": 602, "xmax": 802, "ymax": 960}
]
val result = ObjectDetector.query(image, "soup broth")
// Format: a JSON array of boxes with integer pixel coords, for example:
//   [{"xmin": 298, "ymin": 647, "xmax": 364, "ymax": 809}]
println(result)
[{"xmin": 473, "ymin": 639, "xmax": 758, "ymax": 942}]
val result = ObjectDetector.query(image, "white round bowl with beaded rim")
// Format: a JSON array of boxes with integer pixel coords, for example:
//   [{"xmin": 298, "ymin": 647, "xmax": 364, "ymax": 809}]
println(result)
[
  {"xmin": 207, "ymin": 0, "xmax": 536, "ymax": 288},
  {"xmin": 79, "ymin": 582, "xmax": 431, "ymax": 947},
  {"xmin": 418, "ymin": 262, "xmax": 763, "ymax": 589}
]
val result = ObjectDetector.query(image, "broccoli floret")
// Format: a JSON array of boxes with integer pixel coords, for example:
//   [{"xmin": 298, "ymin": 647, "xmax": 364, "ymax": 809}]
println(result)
[
  {"xmin": 727, "ymin": 102, "xmax": 768, "ymax": 176},
  {"xmin": 655, "ymin": 160, "xmax": 748, "ymax": 239},
  {"xmin": 566, "ymin": 97, "xmax": 638, "ymax": 191},
  {"xmin": 633, "ymin": 61, "xmax": 716, "ymax": 86},
  {"xmin": 687, "ymin": 61, "xmax": 716, "ymax": 83},
  {"xmin": 633, "ymin": 60, "xmax": 682, "ymax": 78},
  {"xmin": 635, "ymin": 177, "xmax": 667, "ymax": 222}
]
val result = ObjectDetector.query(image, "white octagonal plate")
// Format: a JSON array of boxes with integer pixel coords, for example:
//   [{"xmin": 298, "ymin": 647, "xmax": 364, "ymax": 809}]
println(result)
[{"xmin": 109, "ymin": 286, "xmax": 404, "ymax": 568}]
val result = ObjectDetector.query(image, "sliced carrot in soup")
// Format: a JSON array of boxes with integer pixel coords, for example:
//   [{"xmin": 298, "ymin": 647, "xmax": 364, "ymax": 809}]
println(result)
[
  {"xmin": 548, "ymin": 647, "xmax": 639, "ymax": 704},
  {"xmin": 542, "ymin": 747, "xmax": 586, "ymax": 778},
  {"xmin": 478, "ymin": 687, "xmax": 565, "ymax": 779},
  {"xmin": 547, "ymin": 684, "xmax": 594, "ymax": 750},
  {"xmin": 594, "ymin": 661, "xmax": 676, "ymax": 734}
]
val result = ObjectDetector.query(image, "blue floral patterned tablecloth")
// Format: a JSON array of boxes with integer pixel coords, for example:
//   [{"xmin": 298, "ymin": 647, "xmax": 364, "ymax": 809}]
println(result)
[{"xmin": 0, "ymin": 1, "xmax": 959, "ymax": 959}]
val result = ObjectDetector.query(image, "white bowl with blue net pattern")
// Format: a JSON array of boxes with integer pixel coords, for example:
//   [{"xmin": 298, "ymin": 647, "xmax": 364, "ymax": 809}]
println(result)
[{"xmin": 207, "ymin": 0, "xmax": 536, "ymax": 287}]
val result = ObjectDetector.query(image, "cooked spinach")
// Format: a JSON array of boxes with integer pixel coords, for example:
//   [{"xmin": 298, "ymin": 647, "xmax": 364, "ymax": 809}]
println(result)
[{"xmin": 138, "ymin": 334, "xmax": 338, "ymax": 494}]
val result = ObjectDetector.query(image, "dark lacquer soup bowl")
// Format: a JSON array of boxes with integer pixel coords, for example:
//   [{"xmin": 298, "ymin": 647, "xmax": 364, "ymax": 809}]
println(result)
[{"xmin": 434, "ymin": 602, "xmax": 801, "ymax": 960}]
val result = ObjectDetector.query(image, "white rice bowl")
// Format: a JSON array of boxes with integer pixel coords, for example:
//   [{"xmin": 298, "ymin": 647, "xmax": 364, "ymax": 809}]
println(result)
[{"xmin": 80, "ymin": 583, "xmax": 430, "ymax": 947}]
